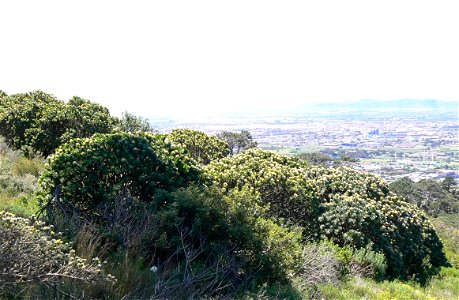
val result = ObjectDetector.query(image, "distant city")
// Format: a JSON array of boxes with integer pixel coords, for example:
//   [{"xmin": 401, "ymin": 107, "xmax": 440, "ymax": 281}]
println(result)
[{"xmin": 151, "ymin": 99, "xmax": 459, "ymax": 183}]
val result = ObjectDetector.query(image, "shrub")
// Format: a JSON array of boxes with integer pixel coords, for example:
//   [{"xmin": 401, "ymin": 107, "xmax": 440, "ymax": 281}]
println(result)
[
  {"xmin": 168, "ymin": 128, "xmax": 230, "ymax": 165},
  {"xmin": 310, "ymin": 168, "xmax": 449, "ymax": 281},
  {"xmin": 152, "ymin": 186, "xmax": 303, "ymax": 285},
  {"xmin": 0, "ymin": 90, "xmax": 59, "ymax": 155},
  {"xmin": 0, "ymin": 91, "xmax": 116, "ymax": 157},
  {"xmin": 0, "ymin": 210, "xmax": 114, "ymax": 298},
  {"xmin": 205, "ymin": 148, "xmax": 320, "ymax": 235},
  {"xmin": 205, "ymin": 149, "xmax": 449, "ymax": 281},
  {"xmin": 298, "ymin": 241, "xmax": 342, "ymax": 287},
  {"xmin": 44, "ymin": 185, "xmax": 304, "ymax": 297},
  {"xmin": 350, "ymin": 248, "xmax": 387, "ymax": 280},
  {"xmin": 38, "ymin": 132, "xmax": 201, "ymax": 212}
]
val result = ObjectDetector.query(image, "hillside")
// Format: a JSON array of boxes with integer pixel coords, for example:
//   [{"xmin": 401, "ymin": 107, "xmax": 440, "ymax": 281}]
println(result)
[{"xmin": 1, "ymin": 90, "xmax": 458, "ymax": 299}]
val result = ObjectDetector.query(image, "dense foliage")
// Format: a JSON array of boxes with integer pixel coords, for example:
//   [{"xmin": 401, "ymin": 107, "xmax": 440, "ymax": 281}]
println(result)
[
  {"xmin": 390, "ymin": 176, "xmax": 459, "ymax": 216},
  {"xmin": 35, "ymin": 131, "xmax": 303, "ymax": 294},
  {"xmin": 38, "ymin": 132, "xmax": 201, "ymax": 211},
  {"xmin": 217, "ymin": 130, "xmax": 258, "ymax": 155},
  {"xmin": 0, "ymin": 91, "xmax": 116, "ymax": 157},
  {"xmin": 205, "ymin": 149, "xmax": 448, "ymax": 280},
  {"xmin": 151, "ymin": 186, "xmax": 303, "ymax": 286},
  {"xmin": 168, "ymin": 129, "xmax": 230, "ymax": 165},
  {"xmin": 205, "ymin": 149, "xmax": 319, "ymax": 234},
  {"xmin": 115, "ymin": 111, "xmax": 155, "ymax": 133},
  {"xmin": 0, "ymin": 90, "xmax": 59, "ymax": 155}
]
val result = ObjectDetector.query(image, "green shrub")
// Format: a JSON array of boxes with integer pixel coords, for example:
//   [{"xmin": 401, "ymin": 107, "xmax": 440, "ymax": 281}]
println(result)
[
  {"xmin": 0, "ymin": 91, "xmax": 116, "ymax": 157},
  {"xmin": 45, "ymin": 184, "xmax": 304, "ymax": 298},
  {"xmin": 25, "ymin": 96, "xmax": 115, "ymax": 157},
  {"xmin": 205, "ymin": 149, "xmax": 320, "ymax": 235},
  {"xmin": 205, "ymin": 149, "xmax": 449, "ymax": 281},
  {"xmin": 168, "ymin": 128, "xmax": 230, "ymax": 165},
  {"xmin": 351, "ymin": 248, "xmax": 387, "ymax": 280},
  {"xmin": 38, "ymin": 132, "xmax": 201, "ymax": 212},
  {"xmin": 0, "ymin": 90, "xmax": 59, "ymax": 155},
  {"xmin": 309, "ymin": 168, "xmax": 448, "ymax": 282},
  {"xmin": 153, "ymin": 186, "xmax": 303, "ymax": 285}
]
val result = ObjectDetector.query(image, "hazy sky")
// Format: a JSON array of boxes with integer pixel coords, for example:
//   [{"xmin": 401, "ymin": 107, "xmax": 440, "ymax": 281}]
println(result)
[{"xmin": 1, "ymin": 0, "xmax": 458, "ymax": 117}]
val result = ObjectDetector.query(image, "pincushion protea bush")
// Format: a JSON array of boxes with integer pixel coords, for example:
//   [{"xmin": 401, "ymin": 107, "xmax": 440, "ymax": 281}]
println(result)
[
  {"xmin": 37, "ymin": 132, "xmax": 201, "ymax": 212},
  {"xmin": 205, "ymin": 149, "xmax": 449, "ymax": 281},
  {"xmin": 168, "ymin": 128, "xmax": 230, "ymax": 165}
]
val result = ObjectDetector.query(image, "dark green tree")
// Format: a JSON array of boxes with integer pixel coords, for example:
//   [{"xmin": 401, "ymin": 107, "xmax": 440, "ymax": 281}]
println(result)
[
  {"xmin": 217, "ymin": 130, "xmax": 257, "ymax": 155},
  {"xmin": 0, "ymin": 91, "xmax": 116, "ymax": 157},
  {"xmin": 442, "ymin": 176, "xmax": 457, "ymax": 194},
  {"xmin": 297, "ymin": 152, "xmax": 337, "ymax": 167},
  {"xmin": 0, "ymin": 90, "xmax": 60, "ymax": 154},
  {"xmin": 115, "ymin": 111, "xmax": 155, "ymax": 133}
]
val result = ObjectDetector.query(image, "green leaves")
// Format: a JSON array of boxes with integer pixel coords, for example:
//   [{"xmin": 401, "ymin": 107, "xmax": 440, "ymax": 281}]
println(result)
[
  {"xmin": 0, "ymin": 91, "xmax": 116, "ymax": 157},
  {"xmin": 205, "ymin": 149, "xmax": 449, "ymax": 280},
  {"xmin": 38, "ymin": 132, "xmax": 201, "ymax": 212},
  {"xmin": 168, "ymin": 129, "xmax": 230, "ymax": 165},
  {"xmin": 217, "ymin": 130, "xmax": 257, "ymax": 155}
]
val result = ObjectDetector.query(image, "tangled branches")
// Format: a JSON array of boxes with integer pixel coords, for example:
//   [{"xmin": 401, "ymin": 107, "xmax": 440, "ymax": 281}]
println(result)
[{"xmin": 0, "ymin": 210, "xmax": 114, "ymax": 298}]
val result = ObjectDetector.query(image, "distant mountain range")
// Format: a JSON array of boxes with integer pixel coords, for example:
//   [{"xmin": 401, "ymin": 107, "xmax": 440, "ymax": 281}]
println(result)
[
  {"xmin": 149, "ymin": 99, "xmax": 458, "ymax": 122},
  {"xmin": 302, "ymin": 99, "xmax": 458, "ymax": 113}
]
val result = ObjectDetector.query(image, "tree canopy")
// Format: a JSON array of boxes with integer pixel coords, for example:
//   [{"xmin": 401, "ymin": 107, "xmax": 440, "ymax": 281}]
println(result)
[
  {"xmin": 390, "ymin": 176, "xmax": 459, "ymax": 216},
  {"xmin": 217, "ymin": 130, "xmax": 257, "ymax": 155},
  {"xmin": 0, "ymin": 91, "xmax": 116, "ymax": 157}
]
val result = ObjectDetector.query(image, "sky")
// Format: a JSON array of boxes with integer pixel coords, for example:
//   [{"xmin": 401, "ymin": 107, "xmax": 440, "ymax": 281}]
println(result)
[{"xmin": 1, "ymin": 0, "xmax": 458, "ymax": 118}]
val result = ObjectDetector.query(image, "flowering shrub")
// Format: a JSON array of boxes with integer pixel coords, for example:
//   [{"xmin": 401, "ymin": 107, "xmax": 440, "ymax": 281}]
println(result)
[
  {"xmin": 205, "ymin": 148, "xmax": 320, "ymax": 234},
  {"xmin": 168, "ymin": 129, "xmax": 230, "ymax": 165},
  {"xmin": 0, "ymin": 210, "xmax": 114, "ymax": 298},
  {"xmin": 38, "ymin": 132, "xmax": 201, "ymax": 211},
  {"xmin": 308, "ymin": 168, "xmax": 448, "ymax": 280},
  {"xmin": 205, "ymin": 149, "xmax": 449, "ymax": 280}
]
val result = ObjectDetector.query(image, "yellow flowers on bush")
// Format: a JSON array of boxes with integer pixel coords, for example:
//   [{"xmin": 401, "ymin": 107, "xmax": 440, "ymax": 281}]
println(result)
[
  {"xmin": 0, "ymin": 210, "xmax": 114, "ymax": 298},
  {"xmin": 168, "ymin": 129, "xmax": 230, "ymax": 165},
  {"xmin": 205, "ymin": 149, "xmax": 449, "ymax": 281},
  {"xmin": 38, "ymin": 132, "xmax": 201, "ymax": 212}
]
